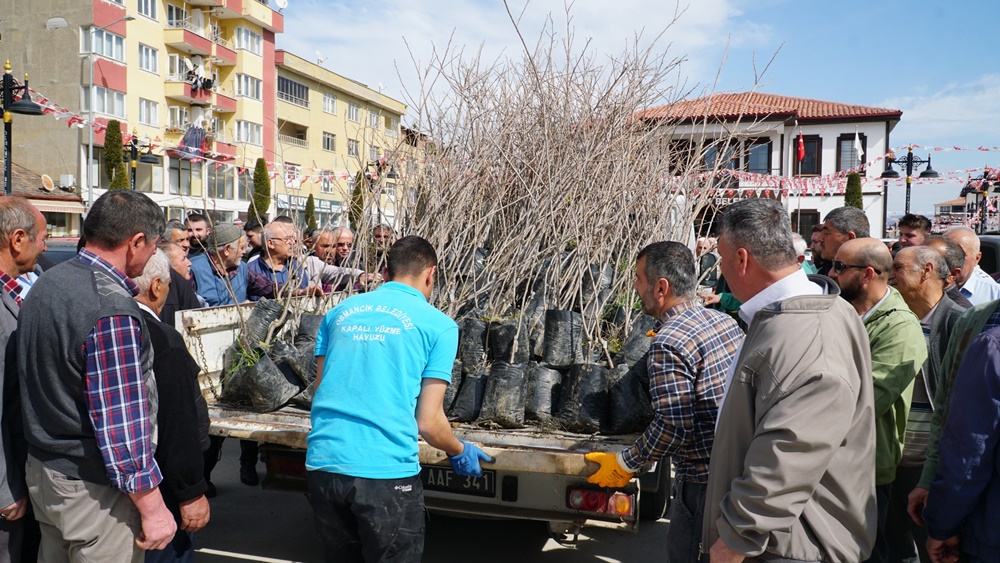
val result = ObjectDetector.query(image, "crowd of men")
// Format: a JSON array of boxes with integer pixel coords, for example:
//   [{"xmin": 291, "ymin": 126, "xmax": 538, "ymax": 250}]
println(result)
[
  {"xmin": 588, "ymin": 201, "xmax": 1000, "ymax": 563},
  {"xmin": 0, "ymin": 188, "xmax": 997, "ymax": 562}
]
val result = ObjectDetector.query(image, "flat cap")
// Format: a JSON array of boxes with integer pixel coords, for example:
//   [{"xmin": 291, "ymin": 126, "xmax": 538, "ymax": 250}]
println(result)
[{"xmin": 206, "ymin": 223, "xmax": 242, "ymax": 250}]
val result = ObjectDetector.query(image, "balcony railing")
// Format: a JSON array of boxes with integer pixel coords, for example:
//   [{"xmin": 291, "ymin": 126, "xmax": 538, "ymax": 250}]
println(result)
[
  {"xmin": 277, "ymin": 90, "xmax": 309, "ymax": 108},
  {"xmin": 278, "ymin": 134, "xmax": 308, "ymax": 148},
  {"xmin": 166, "ymin": 19, "xmax": 206, "ymax": 37}
]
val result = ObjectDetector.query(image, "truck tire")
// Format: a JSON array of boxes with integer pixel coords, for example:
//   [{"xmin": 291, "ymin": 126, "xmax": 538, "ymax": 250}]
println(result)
[{"xmin": 639, "ymin": 462, "xmax": 671, "ymax": 521}]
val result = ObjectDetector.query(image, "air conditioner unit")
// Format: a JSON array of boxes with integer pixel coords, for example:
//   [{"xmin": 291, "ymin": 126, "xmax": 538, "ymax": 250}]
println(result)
[{"xmin": 59, "ymin": 174, "xmax": 76, "ymax": 188}]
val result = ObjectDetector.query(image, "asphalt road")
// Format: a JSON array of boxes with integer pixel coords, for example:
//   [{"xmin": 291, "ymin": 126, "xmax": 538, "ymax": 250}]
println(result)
[{"xmin": 193, "ymin": 440, "xmax": 671, "ymax": 562}]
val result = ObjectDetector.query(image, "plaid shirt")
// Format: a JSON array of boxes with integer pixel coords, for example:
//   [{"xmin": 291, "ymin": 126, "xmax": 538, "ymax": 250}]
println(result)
[
  {"xmin": 247, "ymin": 256, "xmax": 308, "ymax": 301},
  {"xmin": 621, "ymin": 299, "xmax": 744, "ymax": 483},
  {"xmin": 78, "ymin": 249, "xmax": 162, "ymax": 493},
  {"xmin": 0, "ymin": 270, "xmax": 22, "ymax": 306}
]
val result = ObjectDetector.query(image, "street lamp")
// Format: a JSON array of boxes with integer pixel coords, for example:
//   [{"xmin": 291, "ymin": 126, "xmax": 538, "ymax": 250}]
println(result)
[
  {"xmin": 960, "ymin": 171, "xmax": 1000, "ymax": 234},
  {"xmin": 1, "ymin": 57, "xmax": 44, "ymax": 195},
  {"xmin": 125, "ymin": 128, "xmax": 160, "ymax": 190},
  {"xmin": 87, "ymin": 15, "xmax": 135, "ymax": 207},
  {"xmin": 881, "ymin": 145, "xmax": 939, "ymax": 214}
]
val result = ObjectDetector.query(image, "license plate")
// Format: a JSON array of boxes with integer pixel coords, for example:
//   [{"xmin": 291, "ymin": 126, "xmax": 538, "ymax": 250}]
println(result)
[{"xmin": 420, "ymin": 466, "xmax": 496, "ymax": 498}]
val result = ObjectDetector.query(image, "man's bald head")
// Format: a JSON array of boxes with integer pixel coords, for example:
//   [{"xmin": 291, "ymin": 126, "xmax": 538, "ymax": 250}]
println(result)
[
  {"xmin": 945, "ymin": 226, "xmax": 981, "ymax": 285},
  {"xmin": 838, "ymin": 237, "xmax": 893, "ymax": 280}
]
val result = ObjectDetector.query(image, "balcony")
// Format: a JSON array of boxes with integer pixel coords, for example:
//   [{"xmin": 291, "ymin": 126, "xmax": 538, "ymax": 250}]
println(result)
[
  {"xmin": 165, "ymin": 77, "xmax": 213, "ymax": 105},
  {"xmin": 278, "ymin": 134, "xmax": 308, "ymax": 148},
  {"xmin": 241, "ymin": 0, "xmax": 284, "ymax": 32},
  {"xmin": 186, "ymin": 0, "xmax": 224, "ymax": 6},
  {"xmin": 164, "ymin": 22, "xmax": 212, "ymax": 56},
  {"xmin": 277, "ymin": 90, "xmax": 309, "ymax": 109},
  {"xmin": 213, "ymin": 90, "xmax": 237, "ymax": 113}
]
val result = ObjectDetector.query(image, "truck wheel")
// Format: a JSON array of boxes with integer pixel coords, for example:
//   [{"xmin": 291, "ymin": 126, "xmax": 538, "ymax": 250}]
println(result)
[{"xmin": 639, "ymin": 463, "xmax": 671, "ymax": 521}]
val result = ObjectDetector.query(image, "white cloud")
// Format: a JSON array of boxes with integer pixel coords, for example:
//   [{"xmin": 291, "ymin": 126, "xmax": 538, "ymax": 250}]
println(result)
[
  {"xmin": 882, "ymin": 74, "xmax": 1000, "ymax": 143},
  {"xmin": 276, "ymin": 0, "xmax": 768, "ymax": 113}
]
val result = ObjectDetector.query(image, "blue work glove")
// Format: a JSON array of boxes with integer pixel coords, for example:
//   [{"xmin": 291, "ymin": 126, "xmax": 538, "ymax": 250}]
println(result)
[{"xmin": 448, "ymin": 441, "xmax": 495, "ymax": 477}]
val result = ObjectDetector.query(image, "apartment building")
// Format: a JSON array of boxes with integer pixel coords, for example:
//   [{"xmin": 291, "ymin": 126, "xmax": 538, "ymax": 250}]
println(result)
[
  {"xmin": 273, "ymin": 50, "xmax": 407, "ymax": 229},
  {"xmin": 3, "ymin": 0, "xmax": 283, "ymax": 225}
]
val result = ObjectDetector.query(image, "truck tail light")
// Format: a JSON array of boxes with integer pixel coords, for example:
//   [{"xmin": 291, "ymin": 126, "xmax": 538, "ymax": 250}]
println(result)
[{"xmin": 566, "ymin": 487, "xmax": 635, "ymax": 517}]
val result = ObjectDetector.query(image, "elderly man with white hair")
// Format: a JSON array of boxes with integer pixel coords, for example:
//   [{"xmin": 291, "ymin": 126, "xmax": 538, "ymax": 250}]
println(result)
[
  {"xmin": 944, "ymin": 226, "xmax": 1000, "ymax": 305},
  {"xmin": 132, "ymin": 249, "xmax": 211, "ymax": 562}
]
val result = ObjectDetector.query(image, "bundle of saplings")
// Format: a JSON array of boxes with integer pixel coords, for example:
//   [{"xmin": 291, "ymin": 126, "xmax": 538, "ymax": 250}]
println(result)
[
  {"xmin": 220, "ymin": 300, "xmax": 320, "ymax": 412},
  {"xmin": 448, "ymin": 367, "xmax": 488, "ymax": 422},
  {"xmin": 607, "ymin": 352, "xmax": 654, "ymax": 434}
]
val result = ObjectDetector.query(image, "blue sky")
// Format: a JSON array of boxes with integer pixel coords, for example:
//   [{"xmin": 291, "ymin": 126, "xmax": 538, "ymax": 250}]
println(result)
[{"xmin": 276, "ymin": 0, "xmax": 1000, "ymax": 216}]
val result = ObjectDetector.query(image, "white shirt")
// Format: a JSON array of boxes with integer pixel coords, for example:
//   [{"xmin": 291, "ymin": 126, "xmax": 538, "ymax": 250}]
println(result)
[
  {"xmin": 860, "ymin": 287, "xmax": 891, "ymax": 323},
  {"xmin": 720, "ymin": 269, "xmax": 824, "ymax": 411},
  {"xmin": 959, "ymin": 269, "xmax": 1000, "ymax": 306}
]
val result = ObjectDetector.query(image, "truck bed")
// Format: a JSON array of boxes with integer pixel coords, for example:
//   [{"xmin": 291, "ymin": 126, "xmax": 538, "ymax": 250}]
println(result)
[{"xmin": 208, "ymin": 402, "xmax": 633, "ymax": 477}]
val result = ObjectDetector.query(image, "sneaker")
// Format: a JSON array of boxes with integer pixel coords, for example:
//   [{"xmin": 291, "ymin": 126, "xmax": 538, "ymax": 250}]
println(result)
[{"xmin": 240, "ymin": 464, "xmax": 259, "ymax": 487}]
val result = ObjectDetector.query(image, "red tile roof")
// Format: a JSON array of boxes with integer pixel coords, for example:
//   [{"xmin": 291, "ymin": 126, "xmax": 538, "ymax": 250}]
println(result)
[{"xmin": 641, "ymin": 92, "xmax": 902, "ymax": 122}]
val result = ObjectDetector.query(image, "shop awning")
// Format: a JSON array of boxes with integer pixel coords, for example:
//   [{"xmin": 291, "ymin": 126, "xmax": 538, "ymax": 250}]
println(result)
[{"xmin": 32, "ymin": 200, "xmax": 87, "ymax": 214}]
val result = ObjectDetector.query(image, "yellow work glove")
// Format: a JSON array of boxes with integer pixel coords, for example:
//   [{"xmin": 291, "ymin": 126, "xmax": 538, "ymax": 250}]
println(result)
[{"xmin": 585, "ymin": 451, "xmax": 634, "ymax": 488}]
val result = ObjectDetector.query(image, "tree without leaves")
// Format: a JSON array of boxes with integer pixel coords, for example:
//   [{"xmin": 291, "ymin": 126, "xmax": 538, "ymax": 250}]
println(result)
[
  {"xmin": 249, "ymin": 158, "xmax": 270, "ymax": 221},
  {"xmin": 384, "ymin": 2, "xmax": 769, "ymax": 364},
  {"xmin": 348, "ymin": 171, "xmax": 365, "ymax": 231},
  {"xmin": 845, "ymin": 172, "xmax": 863, "ymax": 209}
]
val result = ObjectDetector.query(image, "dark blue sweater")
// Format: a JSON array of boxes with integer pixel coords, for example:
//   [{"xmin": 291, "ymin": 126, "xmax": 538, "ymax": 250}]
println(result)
[{"xmin": 925, "ymin": 327, "xmax": 1000, "ymax": 562}]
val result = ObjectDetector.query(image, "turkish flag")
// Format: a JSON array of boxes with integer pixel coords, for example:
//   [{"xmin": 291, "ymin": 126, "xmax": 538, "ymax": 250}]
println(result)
[{"xmin": 797, "ymin": 132, "xmax": 805, "ymax": 162}]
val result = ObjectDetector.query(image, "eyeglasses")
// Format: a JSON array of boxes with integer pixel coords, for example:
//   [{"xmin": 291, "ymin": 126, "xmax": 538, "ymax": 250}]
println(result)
[{"xmin": 832, "ymin": 260, "xmax": 881, "ymax": 275}]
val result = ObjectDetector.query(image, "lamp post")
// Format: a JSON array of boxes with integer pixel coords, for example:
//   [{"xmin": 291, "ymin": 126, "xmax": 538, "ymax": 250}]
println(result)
[
  {"xmin": 960, "ymin": 172, "xmax": 1000, "ymax": 234},
  {"xmin": 1, "ymin": 56, "xmax": 44, "ymax": 195},
  {"xmin": 125, "ymin": 128, "xmax": 160, "ymax": 190},
  {"xmin": 87, "ymin": 16, "xmax": 134, "ymax": 206},
  {"xmin": 880, "ymin": 145, "xmax": 940, "ymax": 215}
]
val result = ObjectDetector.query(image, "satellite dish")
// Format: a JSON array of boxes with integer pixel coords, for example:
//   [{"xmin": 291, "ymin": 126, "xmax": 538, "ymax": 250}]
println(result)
[
  {"xmin": 274, "ymin": 0, "xmax": 288, "ymax": 11},
  {"xmin": 40, "ymin": 174, "xmax": 54, "ymax": 192},
  {"xmin": 316, "ymin": 50, "xmax": 327, "ymax": 65}
]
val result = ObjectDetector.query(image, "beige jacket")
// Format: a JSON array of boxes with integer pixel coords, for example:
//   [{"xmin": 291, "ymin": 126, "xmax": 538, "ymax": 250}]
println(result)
[{"xmin": 703, "ymin": 293, "xmax": 877, "ymax": 562}]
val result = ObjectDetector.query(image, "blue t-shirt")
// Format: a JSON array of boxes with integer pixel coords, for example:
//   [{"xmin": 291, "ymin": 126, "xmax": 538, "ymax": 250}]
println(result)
[
  {"xmin": 189, "ymin": 254, "xmax": 248, "ymax": 306},
  {"xmin": 306, "ymin": 281, "xmax": 459, "ymax": 479}
]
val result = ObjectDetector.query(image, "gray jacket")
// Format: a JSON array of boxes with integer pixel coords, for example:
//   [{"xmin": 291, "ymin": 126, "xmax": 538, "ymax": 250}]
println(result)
[
  {"xmin": 923, "ymin": 296, "xmax": 967, "ymax": 404},
  {"xmin": 0, "ymin": 290, "xmax": 25, "ymax": 508},
  {"xmin": 703, "ymin": 293, "xmax": 877, "ymax": 562}
]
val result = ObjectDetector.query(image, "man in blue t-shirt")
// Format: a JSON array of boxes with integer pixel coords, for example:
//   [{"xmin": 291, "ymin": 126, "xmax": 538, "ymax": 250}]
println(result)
[{"xmin": 307, "ymin": 236, "xmax": 492, "ymax": 562}]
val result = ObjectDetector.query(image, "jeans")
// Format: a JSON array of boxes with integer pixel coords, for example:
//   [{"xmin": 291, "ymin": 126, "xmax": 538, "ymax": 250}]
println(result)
[
  {"xmin": 666, "ymin": 480, "xmax": 707, "ymax": 563},
  {"xmin": 307, "ymin": 471, "xmax": 425, "ymax": 563},
  {"xmin": 864, "ymin": 483, "xmax": 893, "ymax": 563}
]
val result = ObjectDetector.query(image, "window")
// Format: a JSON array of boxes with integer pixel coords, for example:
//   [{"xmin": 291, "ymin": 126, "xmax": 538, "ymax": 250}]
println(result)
[
  {"xmin": 235, "ymin": 74, "xmax": 262, "ymax": 101},
  {"xmin": 385, "ymin": 184, "xmax": 396, "ymax": 198},
  {"xmin": 323, "ymin": 93, "xmax": 336, "ymax": 114},
  {"xmin": 369, "ymin": 146, "xmax": 380, "ymax": 161},
  {"xmin": 139, "ymin": 99, "xmax": 158, "ymax": 126},
  {"xmin": 138, "ymin": 44, "xmax": 158, "ymax": 74},
  {"xmin": 369, "ymin": 110, "xmax": 379, "ymax": 128},
  {"xmin": 385, "ymin": 116, "xmax": 399, "ymax": 138},
  {"xmin": 284, "ymin": 164, "xmax": 301, "ymax": 190},
  {"xmin": 108, "ymin": 0, "xmax": 124, "ymax": 4},
  {"xmin": 277, "ymin": 76, "xmax": 309, "ymax": 107},
  {"xmin": 348, "ymin": 102, "xmax": 359, "ymax": 122},
  {"xmin": 168, "ymin": 158, "xmax": 200, "ymax": 196},
  {"xmin": 166, "ymin": 4, "xmax": 187, "ymax": 27},
  {"xmin": 322, "ymin": 132, "xmax": 336, "ymax": 152},
  {"xmin": 212, "ymin": 117, "xmax": 227, "ymax": 142},
  {"xmin": 208, "ymin": 166, "xmax": 235, "ymax": 200},
  {"xmin": 320, "ymin": 174, "xmax": 336, "ymax": 194},
  {"xmin": 138, "ymin": 0, "xmax": 157, "ymax": 20},
  {"xmin": 234, "ymin": 27, "xmax": 262, "ymax": 55},
  {"xmin": 82, "ymin": 86, "xmax": 126, "ymax": 119},
  {"xmin": 235, "ymin": 120, "xmax": 262, "ymax": 145},
  {"xmin": 744, "ymin": 139, "xmax": 772, "ymax": 174},
  {"xmin": 793, "ymin": 135, "xmax": 822, "ymax": 176},
  {"xmin": 238, "ymin": 173, "xmax": 252, "ymax": 200},
  {"xmin": 836, "ymin": 133, "xmax": 867, "ymax": 172},
  {"xmin": 168, "ymin": 106, "xmax": 189, "ymax": 130},
  {"xmin": 704, "ymin": 143, "xmax": 737, "ymax": 170},
  {"xmin": 347, "ymin": 139, "xmax": 359, "ymax": 157},
  {"xmin": 82, "ymin": 28, "xmax": 125, "ymax": 62}
]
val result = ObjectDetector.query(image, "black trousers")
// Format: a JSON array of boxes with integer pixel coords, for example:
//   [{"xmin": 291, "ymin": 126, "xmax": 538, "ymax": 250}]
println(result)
[
  {"xmin": 307, "ymin": 471, "xmax": 425, "ymax": 563},
  {"xmin": 667, "ymin": 480, "xmax": 708, "ymax": 563},
  {"xmin": 864, "ymin": 483, "xmax": 893, "ymax": 563}
]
